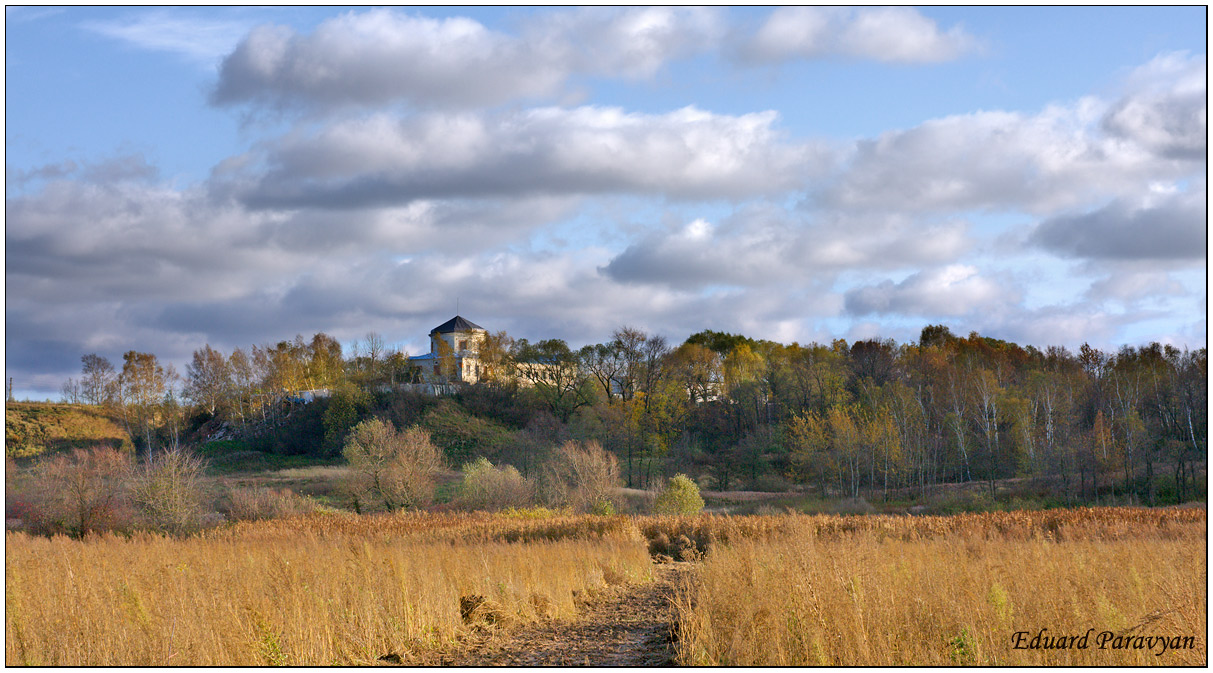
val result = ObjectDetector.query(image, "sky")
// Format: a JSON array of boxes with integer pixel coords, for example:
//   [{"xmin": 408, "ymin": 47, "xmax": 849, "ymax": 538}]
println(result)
[{"xmin": 5, "ymin": 5, "xmax": 1208, "ymax": 399}]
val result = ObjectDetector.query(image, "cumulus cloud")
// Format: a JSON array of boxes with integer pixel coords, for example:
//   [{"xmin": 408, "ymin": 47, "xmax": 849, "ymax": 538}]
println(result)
[
  {"xmin": 525, "ymin": 6, "xmax": 724, "ymax": 80},
  {"xmin": 210, "ymin": 6, "xmax": 981, "ymax": 113},
  {"xmin": 1085, "ymin": 270, "xmax": 1186, "ymax": 304},
  {"xmin": 212, "ymin": 7, "xmax": 722, "ymax": 111},
  {"xmin": 844, "ymin": 265, "xmax": 1014, "ymax": 317},
  {"xmin": 216, "ymin": 106, "xmax": 827, "ymax": 208},
  {"xmin": 820, "ymin": 54, "xmax": 1204, "ymax": 215},
  {"xmin": 603, "ymin": 208, "xmax": 973, "ymax": 290},
  {"xmin": 737, "ymin": 6, "xmax": 978, "ymax": 64},
  {"xmin": 1102, "ymin": 52, "xmax": 1207, "ymax": 160},
  {"xmin": 1029, "ymin": 186, "xmax": 1205, "ymax": 262}
]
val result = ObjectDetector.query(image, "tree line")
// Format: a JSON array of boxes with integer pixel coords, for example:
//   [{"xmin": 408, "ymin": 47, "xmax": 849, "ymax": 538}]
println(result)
[{"xmin": 62, "ymin": 324, "xmax": 1206, "ymax": 504}]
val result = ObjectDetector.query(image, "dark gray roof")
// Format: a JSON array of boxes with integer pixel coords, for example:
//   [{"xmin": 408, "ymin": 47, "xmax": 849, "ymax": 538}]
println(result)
[{"xmin": 430, "ymin": 315, "xmax": 484, "ymax": 334}]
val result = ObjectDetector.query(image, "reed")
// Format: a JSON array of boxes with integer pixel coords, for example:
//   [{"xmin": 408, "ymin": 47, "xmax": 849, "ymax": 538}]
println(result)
[
  {"xmin": 673, "ymin": 509, "xmax": 1206, "ymax": 666},
  {"xmin": 5, "ymin": 514, "xmax": 650, "ymax": 666}
]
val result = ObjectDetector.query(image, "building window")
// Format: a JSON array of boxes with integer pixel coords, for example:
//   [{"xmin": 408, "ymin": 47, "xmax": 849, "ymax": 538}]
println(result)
[{"xmin": 458, "ymin": 339, "xmax": 467, "ymax": 351}]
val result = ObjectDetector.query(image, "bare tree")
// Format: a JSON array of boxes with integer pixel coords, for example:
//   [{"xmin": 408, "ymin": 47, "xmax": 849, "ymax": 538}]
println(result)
[
  {"xmin": 31, "ymin": 447, "xmax": 133, "ymax": 536},
  {"xmin": 538, "ymin": 440, "xmax": 621, "ymax": 513},
  {"xmin": 342, "ymin": 419, "xmax": 445, "ymax": 511}
]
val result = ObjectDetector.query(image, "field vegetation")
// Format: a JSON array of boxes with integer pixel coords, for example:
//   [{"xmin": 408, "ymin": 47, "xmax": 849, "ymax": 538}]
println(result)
[
  {"xmin": 670, "ymin": 507, "xmax": 1206, "ymax": 666},
  {"xmin": 5, "ymin": 511, "xmax": 651, "ymax": 666},
  {"xmin": 5, "ymin": 507, "xmax": 1202, "ymax": 667}
]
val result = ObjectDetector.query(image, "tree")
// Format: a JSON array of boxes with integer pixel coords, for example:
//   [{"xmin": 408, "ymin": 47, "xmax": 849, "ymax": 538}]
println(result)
[
  {"xmin": 341, "ymin": 419, "xmax": 445, "ymax": 511},
  {"xmin": 185, "ymin": 345, "xmax": 230, "ymax": 417},
  {"xmin": 477, "ymin": 330, "xmax": 516, "ymax": 385},
  {"xmin": 120, "ymin": 351, "xmax": 169, "ymax": 452},
  {"xmin": 80, "ymin": 354, "xmax": 117, "ymax": 405},
  {"xmin": 511, "ymin": 338, "xmax": 594, "ymax": 421},
  {"xmin": 667, "ymin": 342, "xmax": 722, "ymax": 405},
  {"xmin": 455, "ymin": 457, "xmax": 534, "ymax": 510},
  {"xmin": 580, "ymin": 342, "xmax": 626, "ymax": 402},
  {"xmin": 60, "ymin": 378, "xmax": 81, "ymax": 404}
]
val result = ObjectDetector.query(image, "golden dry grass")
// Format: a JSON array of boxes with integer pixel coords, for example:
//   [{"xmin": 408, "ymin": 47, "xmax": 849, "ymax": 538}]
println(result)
[
  {"xmin": 5, "ymin": 507, "xmax": 1206, "ymax": 666},
  {"xmin": 672, "ymin": 508, "xmax": 1206, "ymax": 666},
  {"xmin": 5, "ymin": 512, "xmax": 651, "ymax": 666}
]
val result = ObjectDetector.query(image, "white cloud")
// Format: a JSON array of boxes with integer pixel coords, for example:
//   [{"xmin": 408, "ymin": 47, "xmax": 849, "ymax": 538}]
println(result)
[
  {"xmin": 84, "ymin": 10, "xmax": 253, "ymax": 65},
  {"xmin": 738, "ymin": 7, "xmax": 978, "ymax": 64},
  {"xmin": 1102, "ymin": 52, "xmax": 1207, "ymax": 160},
  {"xmin": 212, "ymin": 7, "xmax": 723, "ymax": 111},
  {"xmin": 820, "ymin": 53, "xmax": 1204, "ymax": 216},
  {"xmin": 603, "ymin": 208, "xmax": 974, "ymax": 291},
  {"xmin": 216, "ymin": 106, "xmax": 827, "ymax": 207},
  {"xmin": 844, "ymin": 265, "xmax": 1013, "ymax": 317}
]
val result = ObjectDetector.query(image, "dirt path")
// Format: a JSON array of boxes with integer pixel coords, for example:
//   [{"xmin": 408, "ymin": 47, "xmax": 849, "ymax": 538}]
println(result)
[{"xmin": 427, "ymin": 562, "xmax": 692, "ymax": 666}]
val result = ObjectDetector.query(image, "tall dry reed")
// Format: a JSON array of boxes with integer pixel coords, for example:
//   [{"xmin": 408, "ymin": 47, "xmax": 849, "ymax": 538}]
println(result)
[
  {"xmin": 5, "ymin": 513, "xmax": 650, "ymax": 666},
  {"xmin": 673, "ymin": 509, "xmax": 1206, "ymax": 666}
]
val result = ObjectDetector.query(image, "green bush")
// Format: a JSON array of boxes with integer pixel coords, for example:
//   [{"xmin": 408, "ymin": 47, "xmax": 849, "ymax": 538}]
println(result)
[
  {"xmin": 653, "ymin": 474, "xmax": 705, "ymax": 515},
  {"xmin": 455, "ymin": 457, "xmax": 535, "ymax": 510}
]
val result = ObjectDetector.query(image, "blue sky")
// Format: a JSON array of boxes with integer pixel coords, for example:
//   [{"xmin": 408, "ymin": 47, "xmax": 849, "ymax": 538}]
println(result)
[{"xmin": 5, "ymin": 6, "xmax": 1207, "ymax": 399}]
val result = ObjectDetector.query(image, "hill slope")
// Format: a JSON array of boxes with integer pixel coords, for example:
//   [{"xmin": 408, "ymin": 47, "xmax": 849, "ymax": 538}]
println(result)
[{"xmin": 5, "ymin": 403, "xmax": 134, "ymax": 459}]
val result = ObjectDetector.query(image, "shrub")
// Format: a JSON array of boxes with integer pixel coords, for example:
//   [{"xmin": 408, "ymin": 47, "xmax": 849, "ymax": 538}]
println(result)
[
  {"xmin": 455, "ymin": 457, "xmax": 535, "ymax": 511},
  {"xmin": 22, "ymin": 446, "xmax": 134, "ymax": 536},
  {"xmin": 342, "ymin": 418, "xmax": 445, "ymax": 512},
  {"xmin": 130, "ymin": 448, "xmax": 208, "ymax": 535},
  {"xmin": 537, "ymin": 440, "xmax": 621, "ymax": 514},
  {"xmin": 653, "ymin": 474, "xmax": 705, "ymax": 515}
]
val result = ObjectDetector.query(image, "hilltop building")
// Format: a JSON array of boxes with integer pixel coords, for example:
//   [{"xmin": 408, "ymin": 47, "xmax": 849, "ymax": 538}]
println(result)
[{"xmin": 408, "ymin": 315, "xmax": 488, "ymax": 384}]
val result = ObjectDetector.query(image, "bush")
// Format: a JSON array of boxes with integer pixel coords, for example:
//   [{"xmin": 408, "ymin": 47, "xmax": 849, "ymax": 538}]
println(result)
[
  {"xmin": 537, "ymin": 440, "xmax": 621, "ymax": 514},
  {"xmin": 22, "ymin": 446, "xmax": 135, "ymax": 536},
  {"xmin": 130, "ymin": 448, "xmax": 208, "ymax": 535},
  {"xmin": 455, "ymin": 457, "xmax": 535, "ymax": 511},
  {"xmin": 342, "ymin": 418, "xmax": 445, "ymax": 512},
  {"xmin": 653, "ymin": 474, "xmax": 705, "ymax": 515}
]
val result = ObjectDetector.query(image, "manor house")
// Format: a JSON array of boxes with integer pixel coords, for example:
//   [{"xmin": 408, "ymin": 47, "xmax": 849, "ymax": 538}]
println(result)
[{"xmin": 408, "ymin": 315, "xmax": 488, "ymax": 384}]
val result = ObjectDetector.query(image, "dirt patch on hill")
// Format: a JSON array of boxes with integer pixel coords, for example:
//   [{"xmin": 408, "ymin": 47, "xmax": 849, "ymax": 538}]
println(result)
[{"xmin": 411, "ymin": 562, "xmax": 693, "ymax": 666}]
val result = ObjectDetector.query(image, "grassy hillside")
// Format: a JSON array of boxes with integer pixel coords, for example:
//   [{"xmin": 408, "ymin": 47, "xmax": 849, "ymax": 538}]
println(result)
[{"xmin": 5, "ymin": 402, "xmax": 133, "ymax": 459}]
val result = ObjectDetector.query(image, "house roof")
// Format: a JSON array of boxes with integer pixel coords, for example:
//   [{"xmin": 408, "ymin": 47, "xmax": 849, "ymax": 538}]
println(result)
[{"xmin": 430, "ymin": 315, "xmax": 484, "ymax": 334}]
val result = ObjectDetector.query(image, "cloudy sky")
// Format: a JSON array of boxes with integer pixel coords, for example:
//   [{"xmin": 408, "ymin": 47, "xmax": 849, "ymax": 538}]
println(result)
[{"xmin": 5, "ymin": 6, "xmax": 1207, "ymax": 398}]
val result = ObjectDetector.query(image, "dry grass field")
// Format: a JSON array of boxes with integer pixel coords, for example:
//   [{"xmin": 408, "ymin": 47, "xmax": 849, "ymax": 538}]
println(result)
[
  {"xmin": 5, "ymin": 507, "xmax": 1206, "ymax": 667},
  {"xmin": 670, "ymin": 508, "xmax": 1206, "ymax": 666},
  {"xmin": 5, "ymin": 511, "xmax": 650, "ymax": 666}
]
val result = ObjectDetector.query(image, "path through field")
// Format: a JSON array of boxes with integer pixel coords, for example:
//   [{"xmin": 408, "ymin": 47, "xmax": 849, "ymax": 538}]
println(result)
[{"xmin": 429, "ymin": 562, "xmax": 692, "ymax": 666}]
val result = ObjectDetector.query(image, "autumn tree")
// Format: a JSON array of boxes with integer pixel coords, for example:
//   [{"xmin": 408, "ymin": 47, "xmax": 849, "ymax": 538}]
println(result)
[
  {"xmin": 80, "ymin": 354, "xmax": 117, "ymax": 405},
  {"xmin": 185, "ymin": 345, "xmax": 230, "ymax": 417},
  {"xmin": 120, "ymin": 351, "xmax": 169, "ymax": 452}
]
